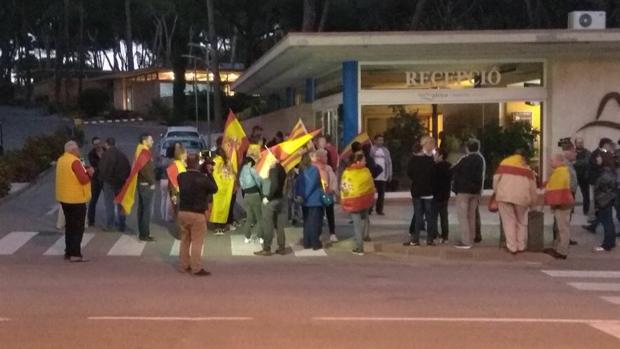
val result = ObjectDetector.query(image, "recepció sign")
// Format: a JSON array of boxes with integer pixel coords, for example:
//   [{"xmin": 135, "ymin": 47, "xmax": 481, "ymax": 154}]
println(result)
[{"xmin": 405, "ymin": 67, "xmax": 502, "ymax": 88}]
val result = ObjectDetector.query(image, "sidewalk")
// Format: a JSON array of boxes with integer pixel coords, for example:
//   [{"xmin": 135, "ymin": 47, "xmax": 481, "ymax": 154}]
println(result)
[{"xmin": 328, "ymin": 200, "xmax": 620, "ymax": 262}]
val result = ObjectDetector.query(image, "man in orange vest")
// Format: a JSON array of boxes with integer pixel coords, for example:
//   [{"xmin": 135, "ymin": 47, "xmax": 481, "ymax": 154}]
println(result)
[{"xmin": 55, "ymin": 141, "xmax": 94, "ymax": 262}]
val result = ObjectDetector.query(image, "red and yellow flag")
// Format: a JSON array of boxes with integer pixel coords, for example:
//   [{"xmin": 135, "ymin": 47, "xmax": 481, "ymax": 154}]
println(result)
[
  {"xmin": 166, "ymin": 159, "xmax": 187, "ymax": 191},
  {"xmin": 256, "ymin": 129, "xmax": 322, "ymax": 178},
  {"xmin": 495, "ymin": 154, "xmax": 535, "ymax": 179},
  {"xmin": 544, "ymin": 165, "xmax": 574, "ymax": 206},
  {"xmin": 340, "ymin": 163, "xmax": 376, "ymax": 212},
  {"xmin": 115, "ymin": 144, "xmax": 151, "ymax": 215},
  {"xmin": 222, "ymin": 110, "xmax": 249, "ymax": 174},
  {"xmin": 339, "ymin": 132, "xmax": 371, "ymax": 163},
  {"xmin": 281, "ymin": 119, "xmax": 309, "ymax": 172}
]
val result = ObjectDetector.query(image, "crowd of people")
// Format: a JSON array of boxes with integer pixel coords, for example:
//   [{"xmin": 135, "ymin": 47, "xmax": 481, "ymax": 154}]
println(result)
[{"xmin": 54, "ymin": 124, "xmax": 619, "ymax": 271}]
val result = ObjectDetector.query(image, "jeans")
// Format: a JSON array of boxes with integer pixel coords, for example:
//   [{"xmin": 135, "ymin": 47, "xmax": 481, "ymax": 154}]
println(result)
[
  {"xmin": 374, "ymin": 180, "xmax": 386, "ymax": 214},
  {"xmin": 240, "ymin": 192, "xmax": 263, "ymax": 239},
  {"xmin": 411, "ymin": 198, "xmax": 436, "ymax": 243},
  {"xmin": 61, "ymin": 203, "xmax": 86, "ymax": 257},
  {"xmin": 615, "ymin": 188, "xmax": 620, "ymax": 222},
  {"xmin": 262, "ymin": 198, "xmax": 287, "ymax": 251},
  {"xmin": 324, "ymin": 204, "xmax": 335, "ymax": 235},
  {"xmin": 87, "ymin": 179, "xmax": 103, "ymax": 225},
  {"xmin": 303, "ymin": 206, "xmax": 323, "ymax": 249},
  {"xmin": 351, "ymin": 209, "xmax": 369, "ymax": 251},
  {"xmin": 597, "ymin": 205, "xmax": 616, "ymax": 251},
  {"xmin": 432, "ymin": 200, "xmax": 449, "ymax": 240},
  {"xmin": 577, "ymin": 176, "xmax": 590, "ymax": 214},
  {"xmin": 137, "ymin": 184, "xmax": 154, "ymax": 238},
  {"xmin": 103, "ymin": 183, "xmax": 126, "ymax": 231}
]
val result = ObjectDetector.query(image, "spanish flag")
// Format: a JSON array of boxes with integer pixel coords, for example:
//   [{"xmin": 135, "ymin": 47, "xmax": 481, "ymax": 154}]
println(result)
[
  {"xmin": 222, "ymin": 110, "xmax": 249, "ymax": 175},
  {"xmin": 544, "ymin": 165, "xmax": 574, "ymax": 206},
  {"xmin": 339, "ymin": 132, "xmax": 371, "ymax": 163},
  {"xmin": 281, "ymin": 119, "xmax": 309, "ymax": 172},
  {"xmin": 494, "ymin": 154, "xmax": 535, "ymax": 180},
  {"xmin": 256, "ymin": 129, "xmax": 322, "ymax": 178},
  {"xmin": 166, "ymin": 159, "xmax": 187, "ymax": 192},
  {"xmin": 209, "ymin": 154, "xmax": 236, "ymax": 224},
  {"xmin": 340, "ymin": 163, "xmax": 376, "ymax": 212},
  {"xmin": 115, "ymin": 144, "xmax": 151, "ymax": 215}
]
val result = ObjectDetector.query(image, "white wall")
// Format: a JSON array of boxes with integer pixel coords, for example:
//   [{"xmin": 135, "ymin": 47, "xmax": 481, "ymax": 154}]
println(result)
[{"xmin": 548, "ymin": 58, "xmax": 620, "ymax": 172}]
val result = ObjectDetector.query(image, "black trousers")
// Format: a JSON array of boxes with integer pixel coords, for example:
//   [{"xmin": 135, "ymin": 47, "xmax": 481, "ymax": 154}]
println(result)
[
  {"xmin": 577, "ymin": 176, "xmax": 590, "ymax": 214},
  {"xmin": 62, "ymin": 203, "xmax": 86, "ymax": 257},
  {"xmin": 87, "ymin": 178, "xmax": 103, "ymax": 225},
  {"xmin": 324, "ymin": 204, "xmax": 335, "ymax": 235},
  {"xmin": 432, "ymin": 200, "xmax": 449, "ymax": 240},
  {"xmin": 374, "ymin": 180, "xmax": 387, "ymax": 214}
]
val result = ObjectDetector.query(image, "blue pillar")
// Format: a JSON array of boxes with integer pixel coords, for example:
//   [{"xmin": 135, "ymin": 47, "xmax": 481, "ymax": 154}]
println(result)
[
  {"xmin": 342, "ymin": 61, "xmax": 359, "ymax": 146},
  {"xmin": 304, "ymin": 78, "xmax": 316, "ymax": 103}
]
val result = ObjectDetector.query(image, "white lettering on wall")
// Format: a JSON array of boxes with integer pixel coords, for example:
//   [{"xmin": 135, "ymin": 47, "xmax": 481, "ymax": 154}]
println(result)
[{"xmin": 405, "ymin": 67, "xmax": 502, "ymax": 88}]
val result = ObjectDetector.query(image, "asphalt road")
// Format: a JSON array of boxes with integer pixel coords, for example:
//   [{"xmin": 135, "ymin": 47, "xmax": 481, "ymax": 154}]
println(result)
[{"xmin": 0, "ymin": 121, "xmax": 619, "ymax": 348}]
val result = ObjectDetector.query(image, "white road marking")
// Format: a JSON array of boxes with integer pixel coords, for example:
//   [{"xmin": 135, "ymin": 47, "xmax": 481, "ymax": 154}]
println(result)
[
  {"xmin": 0, "ymin": 318, "xmax": 9, "ymax": 322},
  {"xmin": 88, "ymin": 316, "xmax": 252, "ymax": 321},
  {"xmin": 589, "ymin": 322, "xmax": 620, "ymax": 340},
  {"xmin": 292, "ymin": 244, "xmax": 327, "ymax": 257},
  {"xmin": 230, "ymin": 235, "xmax": 257, "ymax": 256},
  {"xmin": 600, "ymin": 296, "xmax": 620, "ymax": 305},
  {"xmin": 543, "ymin": 270, "xmax": 620, "ymax": 278},
  {"xmin": 107, "ymin": 235, "xmax": 147, "ymax": 256},
  {"xmin": 312, "ymin": 317, "xmax": 620, "ymax": 324},
  {"xmin": 170, "ymin": 239, "xmax": 180, "ymax": 256},
  {"xmin": 46, "ymin": 205, "xmax": 59, "ymax": 216},
  {"xmin": 0, "ymin": 232, "xmax": 38, "ymax": 255},
  {"xmin": 44, "ymin": 233, "xmax": 95, "ymax": 256},
  {"xmin": 568, "ymin": 282, "xmax": 620, "ymax": 292}
]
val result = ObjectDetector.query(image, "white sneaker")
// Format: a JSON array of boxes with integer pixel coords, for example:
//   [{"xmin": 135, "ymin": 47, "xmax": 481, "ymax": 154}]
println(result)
[
  {"xmin": 244, "ymin": 238, "xmax": 252, "ymax": 244},
  {"xmin": 593, "ymin": 246, "xmax": 607, "ymax": 252},
  {"xmin": 228, "ymin": 225, "xmax": 237, "ymax": 232},
  {"xmin": 329, "ymin": 234, "xmax": 338, "ymax": 242},
  {"xmin": 259, "ymin": 238, "xmax": 264, "ymax": 245}
]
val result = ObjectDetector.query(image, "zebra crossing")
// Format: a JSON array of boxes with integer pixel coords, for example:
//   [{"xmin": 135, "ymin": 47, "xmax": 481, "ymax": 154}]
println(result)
[
  {"xmin": 0, "ymin": 231, "xmax": 330, "ymax": 258},
  {"xmin": 542, "ymin": 270, "xmax": 620, "ymax": 306}
]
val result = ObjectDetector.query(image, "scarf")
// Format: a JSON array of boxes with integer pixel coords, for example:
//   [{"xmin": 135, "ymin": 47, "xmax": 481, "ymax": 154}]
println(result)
[
  {"xmin": 544, "ymin": 165, "xmax": 575, "ymax": 206},
  {"xmin": 495, "ymin": 154, "xmax": 535, "ymax": 180}
]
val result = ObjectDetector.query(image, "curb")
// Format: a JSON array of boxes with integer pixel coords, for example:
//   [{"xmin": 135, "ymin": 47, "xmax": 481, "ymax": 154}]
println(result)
[
  {"xmin": 82, "ymin": 118, "xmax": 144, "ymax": 125},
  {"xmin": 0, "ymin": 165, "xmax": 54, "ymax": 206}
]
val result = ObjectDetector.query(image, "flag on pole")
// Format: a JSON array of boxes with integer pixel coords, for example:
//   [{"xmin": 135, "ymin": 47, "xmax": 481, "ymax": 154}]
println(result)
[
  {"xmin": 289, "ymin": 118, "xmax": 308, "ymax": 139},
  {"xmin": 256, "ymin": 129, "xmax": 322, "ymax": 178},
  {"xmin": 339, "ymin": 132, "xmax": 371, "ymax": 162},
  {"xmin": 222, "ymin": 110, "xmax": 249, "ymax": 175},
  {"xmin": 115, "ymin": 144, "xmax": 152, "ymax": 215},
  {"xmin": 281, "ymin": 119, "xmax": 310, "ymax": 172}
]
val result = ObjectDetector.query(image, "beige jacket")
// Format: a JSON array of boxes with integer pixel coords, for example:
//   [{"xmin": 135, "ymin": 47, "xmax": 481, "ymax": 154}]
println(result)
[{"xmin": 493, "ymin": 172, "xmax": 538, "ymax": 207}]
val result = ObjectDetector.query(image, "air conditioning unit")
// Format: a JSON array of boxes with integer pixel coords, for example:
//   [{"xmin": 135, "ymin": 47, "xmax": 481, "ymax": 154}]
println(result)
[{"xmin": 568, "ymin": 11, "xmax": 606, "ymax": 30}]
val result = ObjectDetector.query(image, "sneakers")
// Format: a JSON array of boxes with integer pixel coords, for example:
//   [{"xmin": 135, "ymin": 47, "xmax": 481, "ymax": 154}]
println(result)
[
  {"xmin": 214, "ymin": 229, "xmax": 225, "ymax": 236},
  {"xmin": 193, "ymin": 269, "xmax": 211, "ymax": 276},
  {"xmin": 352, "ymin": 248, "xmax": 365, "ymax": 256},
  {"xmin": 254, "ymin": 249, "xmax": 272, "ymax": 256},
  {"xmin": 329, "ymin": 234, "xmax": 339, "ymax": 242},
  {"xmin": 259, "ymin": 238, "xmax": 264, "ymax": 245},
  {"xmin": 244, "ymin": 237, "xmax": 252, "ymax": 244},
  {"xmin": 454, "ymin": 243, "xmax": 472, "ymax": 250},
  {"xmin": 403, "ymin": 241, "xmax": 420, "ymax": 247},
  {"xmin": 139, "ymin": 236, "xmax": 155, "ymax": 242},
  {"xmin": 228, "ymin": 225, "xmax": 237, "ymax": 232},
  {"xmin": 593, "ymin": 246, "xmax": 608, "ymax": 252},
  {"xmin": 439, "ymin": 238, "xmax": 449, "ymax": 244}
]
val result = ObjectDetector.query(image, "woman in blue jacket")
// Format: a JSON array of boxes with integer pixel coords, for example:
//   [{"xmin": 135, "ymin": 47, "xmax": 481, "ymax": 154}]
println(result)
[{"xmin": 302, "ymin": 151, "xmax": 325, "ymax": 250}]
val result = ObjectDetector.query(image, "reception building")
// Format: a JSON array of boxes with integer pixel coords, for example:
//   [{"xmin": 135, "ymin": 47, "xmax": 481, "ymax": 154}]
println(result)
[{"xmin": 232, "ymin": 29, "xmax": 620, "ymax": 186}]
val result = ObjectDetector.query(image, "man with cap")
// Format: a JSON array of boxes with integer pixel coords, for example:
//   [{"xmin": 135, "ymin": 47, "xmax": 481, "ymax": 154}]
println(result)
[{"xmin": 238, "ymin": 144, "xmax": 264, "ymax": 243}]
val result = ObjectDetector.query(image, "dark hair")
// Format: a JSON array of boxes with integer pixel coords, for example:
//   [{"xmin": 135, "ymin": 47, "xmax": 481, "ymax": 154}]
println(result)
[
  {"xmin": 105, "ymin": 137, "xmax": 116, "ymax": 146},
  {"xmin": 599, "ymin": 137, "xmax": 613, "ymax": 148},
  {"xmin": 351, "ymin": 141, "xmax": 362, "ymax": 152},
  {"xmin": 374, "ymin": 134, "xmax": 384, "ymax": 140},
  {"xmin": 139, "ymin": 133, "xmax": 152, "ymax": 144},
  {"xmin": 276, "ymin": 131, "xmax": 284, "ymax": 139},
  {"xmin": 91, "ymin": 136, "xmax": 101, "ymax": 144},
  {"xmin": 186, "ymin": 154, "xmax": 200, "ymax": 170},
  {"xmin": 466, "ymin": 138, "xmax": 480, "ymax": 152},
  {"xmin": 216, "ymin": 136, "xmax": 223, "ymax": 147},
  {"xmin": 600, "ymin": 152, "xmax": 615, "ymax": 168},
  {"xmin": 352, "ymin": 151, "xmax": 365, "ymax": 164},
  {"xmin": 436, "ymin": 147, "xmax": 448, "ymax": 159},
  {"xmin": 252, "ymin": 126, "xmax": 263, "ymax": 132}
]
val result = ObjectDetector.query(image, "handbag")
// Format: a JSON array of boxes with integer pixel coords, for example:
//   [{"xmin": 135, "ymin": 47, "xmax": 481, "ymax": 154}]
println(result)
[{"xmin": 321, "ymin": 193, "xmax": 334, "ymax": 206}]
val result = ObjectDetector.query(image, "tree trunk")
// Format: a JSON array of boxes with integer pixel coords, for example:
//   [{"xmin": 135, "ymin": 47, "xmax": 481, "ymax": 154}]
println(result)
[
  {"xmin": 230, "ymin": 26, "xmax": 238, "ymax": 64},
  {"xmin": 317, "ymin": 0, "xmax": 330, "ymax": 32},
  {"xmin": 409, "ymin": 0, "xmax": 429, "ymax": 30},
  {"xmin": 172, "ymin": 55, "xmax": 186, "ymax": 124},
  {"xmin": 77, "ymin": 0, "xmax": 85, "ymax": 95},
  {"xmin": 124, "ymin": 0, "xmax": 134, "ymax": 71},
  {"xmin": 206, "ymin": 0, "xmax": 224, "ymax": 131},
  {"xmin": 302, "ymin": 0, "xmax": 317, "ymax": 32}
]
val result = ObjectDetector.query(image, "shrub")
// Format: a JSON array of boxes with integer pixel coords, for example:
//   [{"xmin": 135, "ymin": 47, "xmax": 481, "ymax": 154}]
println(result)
[
  {"xmin": 0, "ymin": 159, "xmax": 11, "ymax": 197},
  {"xmin": 78, "ymin": 88, "xmax": 110, "ymax": 117}
]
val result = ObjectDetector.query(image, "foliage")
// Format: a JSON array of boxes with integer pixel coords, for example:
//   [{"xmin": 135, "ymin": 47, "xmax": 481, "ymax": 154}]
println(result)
[
  {"xmin": 0, "ymin": 159, "xmax": 11, "ymax": 197},
  {"xmin": 383, "ymin": 106, "xmax": 428, "ymax": 175},
  {"xmin": 148, "ymin": 98, "xmax": 174, "ymax": 124},
  {"xmin": 476, "ymin": 121, "xmax": 540, "ymax": 184},
  {"xmin": 78, "ymin": 88, "xmax": 110, "ymax": 117}
]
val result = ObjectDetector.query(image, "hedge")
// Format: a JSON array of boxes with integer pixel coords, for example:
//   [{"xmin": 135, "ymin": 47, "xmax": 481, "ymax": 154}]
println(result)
[{"xmin": 0, "ymin": 129, "xmax": 73, "ymax": 198}]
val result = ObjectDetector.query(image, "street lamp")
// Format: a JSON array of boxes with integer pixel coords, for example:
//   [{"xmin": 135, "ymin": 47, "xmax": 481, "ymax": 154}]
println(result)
[{"xmin": 188, "ymin": 42, "xmax": 212, "ymax": 149}]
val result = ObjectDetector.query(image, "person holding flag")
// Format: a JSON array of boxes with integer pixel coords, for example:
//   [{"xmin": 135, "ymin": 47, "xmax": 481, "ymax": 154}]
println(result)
[
  {"xmin": 165, "ymin": 145, "xmax": 188, "ymax": 219},
  {"xmin": 115, "ymin": 133, "xmax": 156, "ymax": 242}
]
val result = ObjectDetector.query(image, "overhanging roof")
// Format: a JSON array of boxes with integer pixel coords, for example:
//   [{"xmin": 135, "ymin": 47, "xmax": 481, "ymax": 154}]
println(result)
[{"xmin": 232, "ymin": 29, "xmax": 620, "ymax": 94}]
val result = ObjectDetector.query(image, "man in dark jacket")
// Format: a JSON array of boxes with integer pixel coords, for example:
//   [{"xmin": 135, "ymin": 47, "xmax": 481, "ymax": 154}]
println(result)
[
  {"xmin": 98, "ymin": 137, "xmax": 131, "ymax": 232},
  {"xmin": 584, "ymin": 138, "xmax": 615, "ymax": 232},
  {"xmin": 432, "ymin": 148, "xmax": 452, "ymax": 243},
  {"xmin": 87, "ymin": 137, "xmax": 104, "ymax": 226},
  {"xmin": 255, "ymin": 159, "xmax": 288, "ymax": 256},
  {"xmin": 574, "ymin": 137, "xmax": 591, "ymax": 215},
  {"xmin": 404, "ymin": 136, "xmax": 437, "ymax": 246},
  {"xmin": 451, "ymin": 138, "xmax": 485, "ymax": 249},
  {"xmin": 178, "ymin": 154, "xmax": 218, "ymax": 276}
]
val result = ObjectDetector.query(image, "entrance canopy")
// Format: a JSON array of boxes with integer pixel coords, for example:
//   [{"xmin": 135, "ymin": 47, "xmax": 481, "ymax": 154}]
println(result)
[{"xmin": 232, "ymin": 29, "xmax": 620, "ymax": 95}]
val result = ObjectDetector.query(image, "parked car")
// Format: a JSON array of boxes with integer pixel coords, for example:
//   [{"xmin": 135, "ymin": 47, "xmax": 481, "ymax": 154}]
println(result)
[
  {"xmin": 160, "ymin": 126, "xmax": 201, "ymax": 140},
  {"xmin": 155, "ymin": 127, "xmax": 207, "ymax": 175}
]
